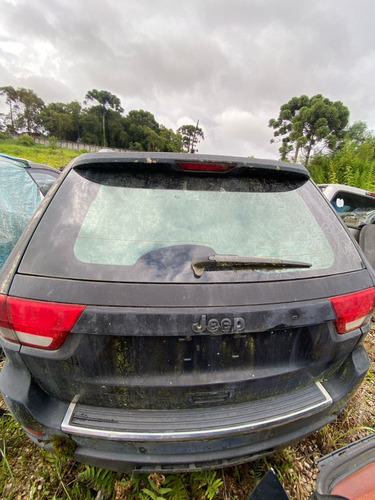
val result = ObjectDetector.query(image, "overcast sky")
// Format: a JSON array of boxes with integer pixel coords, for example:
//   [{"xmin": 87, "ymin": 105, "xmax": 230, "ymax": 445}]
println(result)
[{"xmin": 1, "ymin": 0, "xmax": 375, "ymax": 158}]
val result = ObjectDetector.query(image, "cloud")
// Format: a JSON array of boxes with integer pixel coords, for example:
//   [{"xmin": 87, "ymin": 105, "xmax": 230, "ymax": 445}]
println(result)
[
  {"xmin": 210, "ymin": 108, "xmax": 274, "ymax": 157},
  {"xmin": 1, "ymin": 0, "xmax": 375, "ymax": 155}
]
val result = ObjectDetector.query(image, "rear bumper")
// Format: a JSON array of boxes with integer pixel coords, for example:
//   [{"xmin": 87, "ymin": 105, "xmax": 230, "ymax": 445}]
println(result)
[
  {"xmin": 61, "ymin": 381, "xmax": 332, "ymax": 441},
  {"xmin": 0, "ymin": 344, "xmax": 370, "ymax": 473}
]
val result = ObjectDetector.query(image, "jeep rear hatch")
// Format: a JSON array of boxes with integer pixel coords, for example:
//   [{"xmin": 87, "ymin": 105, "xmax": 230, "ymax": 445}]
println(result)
[{"xmin": 16, "ymin": 153, "xmax": 363, "ymax": 284}]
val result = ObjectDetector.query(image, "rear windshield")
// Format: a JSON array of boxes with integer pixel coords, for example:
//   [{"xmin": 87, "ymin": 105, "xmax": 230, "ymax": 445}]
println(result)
[{"xmin": 19, "ymin": 164, "xmax": 364, "ymax": 283}]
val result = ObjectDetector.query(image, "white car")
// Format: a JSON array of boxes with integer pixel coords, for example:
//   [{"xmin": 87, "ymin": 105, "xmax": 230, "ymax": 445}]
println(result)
[{"xmin": 318, "ymin": 183, "xmax": 375, "ymax": 240}]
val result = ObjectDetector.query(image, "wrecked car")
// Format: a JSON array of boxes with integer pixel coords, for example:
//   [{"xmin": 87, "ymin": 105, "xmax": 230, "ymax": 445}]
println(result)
[
  {"xmin": 0, "ymin": 153, "xmax": 58, "ymax": 269},
  {"xmin": 319, "ymin": 183, "xmax": 375, "ymax": 239},
  {"xmin": 1, "ymin": 152, "xmax": 375, "ymax": 473}
]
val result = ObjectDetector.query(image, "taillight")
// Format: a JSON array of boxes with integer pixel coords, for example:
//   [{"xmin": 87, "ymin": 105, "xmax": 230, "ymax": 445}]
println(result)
[
  {"xmin": 23, "ymin": 427, "xmax": 45, "ymax": 437},
  {"xmin": 0, "ymin": 295, "xmax": 85, "ymax": 350},
  {"xmin": 329, "ymin": 288, "xmax": 375, "ymax": 334},
  {"xmin": 176, "ymin": 162, "xmax": 236, "ymax": 172}
]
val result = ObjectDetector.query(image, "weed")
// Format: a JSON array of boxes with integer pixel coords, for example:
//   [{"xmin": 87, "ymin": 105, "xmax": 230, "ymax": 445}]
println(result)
[
  {"xmin": 265, "ymin": 450, "xmax": 298, "ymax": 484},
  {"xmin": 77, "ymin": 465, "xmax": 116, "ymax": 499},
  {"xmin": 0, "ymin": 441, "xmax": 15, "ymax": 485},
  {"xmin": 141, "ymin": 474, "xmax": 172, "ymax": 500},
  {"xmin": 164, "ymin": 474, "xmax": 189, "ymax": 500},
  {"xmin": 248, "ymin": 460, "xmax": 265, "ymax": 487},
  {"xmin": 190, "ymin": 470, "xmax": 224, "ymax": 500}
]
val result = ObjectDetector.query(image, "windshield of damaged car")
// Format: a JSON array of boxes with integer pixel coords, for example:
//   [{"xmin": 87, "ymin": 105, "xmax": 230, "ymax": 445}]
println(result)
[
  {"xmin": 21, "ymin": 164, "xmax": 364, "ymax": 282},
  {"xmin": 332, "ymin": 191, "xmax": 375, "ymax": 228}
]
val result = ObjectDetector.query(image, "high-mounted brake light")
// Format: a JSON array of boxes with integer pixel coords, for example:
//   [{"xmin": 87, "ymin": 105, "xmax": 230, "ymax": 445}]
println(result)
[
  {"xmin": 329, "ymin": 288, "xmax": 375, "ymax": 334},
  {"xmin": 176, "ymin": 162, "xmax": 236, "ymax": 172},
  {"xmin": 0, "ymin": 295, "xmax": 85, "ymax": 350}
]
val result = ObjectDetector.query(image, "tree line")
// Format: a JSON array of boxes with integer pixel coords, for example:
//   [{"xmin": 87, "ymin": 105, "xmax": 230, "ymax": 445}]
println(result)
[
  {"xmin": 1, "ymin": 87, "xmax": 374, "ymax": 189},
  {"xmin": 0, "ymin": 86, "xmax": 204, "ymax": 153},
  {"xmin": 269, "ymin": 94, "xmax": 375, "ymax": 189}
]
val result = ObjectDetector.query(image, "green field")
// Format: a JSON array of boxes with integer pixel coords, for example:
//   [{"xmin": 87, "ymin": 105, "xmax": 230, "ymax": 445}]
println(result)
[{"xmin": 0, "ymin": 138, "xmax": 84, "ymax": 168}]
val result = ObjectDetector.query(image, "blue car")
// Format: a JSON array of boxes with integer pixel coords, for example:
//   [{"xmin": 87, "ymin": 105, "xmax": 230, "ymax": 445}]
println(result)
[{"xmin": 0, "ymin": 153, "xmax": 59, "ymax": 268}]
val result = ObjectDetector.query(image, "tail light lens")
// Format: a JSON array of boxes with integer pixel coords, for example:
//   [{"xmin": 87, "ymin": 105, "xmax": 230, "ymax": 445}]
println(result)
[
  {"xmin": 23, "ymin": 427, "xmax": 45, "ymax": 437},
  {"xmin": 0, "ymin": 295, "xmax": 85, "ymax": 350},
  {"xmin": 329, "ymin": 288, "xmax": 375, "ymax": 334}
]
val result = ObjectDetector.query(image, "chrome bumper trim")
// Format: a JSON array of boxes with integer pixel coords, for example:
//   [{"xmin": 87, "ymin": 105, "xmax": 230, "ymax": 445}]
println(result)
[{"xmin": 61, "ymin": 382, "xmax": 332, "ymax": 442}]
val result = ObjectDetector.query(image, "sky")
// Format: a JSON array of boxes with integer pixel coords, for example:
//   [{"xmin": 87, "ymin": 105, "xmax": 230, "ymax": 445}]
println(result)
[{"xmin": 1, "ymin": 0, "xmax": 375, "ymax": 159}]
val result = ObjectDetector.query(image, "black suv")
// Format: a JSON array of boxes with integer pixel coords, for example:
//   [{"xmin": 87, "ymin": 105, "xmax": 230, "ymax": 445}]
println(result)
[{"xmin": 1, "ymin": 152, "xmax": 375, "ymax": 473}]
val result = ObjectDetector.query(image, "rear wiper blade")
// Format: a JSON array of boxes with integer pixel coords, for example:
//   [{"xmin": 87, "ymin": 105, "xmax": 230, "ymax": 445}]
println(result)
[{"xmin": 191, "ymin": 254, "xmax": 312, "ymax": 278}]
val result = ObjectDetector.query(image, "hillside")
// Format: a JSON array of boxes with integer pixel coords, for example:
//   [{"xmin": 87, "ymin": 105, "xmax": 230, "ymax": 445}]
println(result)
[{"xmin": 0, "ymin": 137, "xmax": 84, "ymax": 168}]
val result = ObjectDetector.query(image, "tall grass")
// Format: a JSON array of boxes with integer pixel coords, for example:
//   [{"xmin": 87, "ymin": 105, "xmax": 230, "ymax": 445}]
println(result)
[{"xmin": 0, "ymin": 137, "xmax": 84, "ymax": 168}]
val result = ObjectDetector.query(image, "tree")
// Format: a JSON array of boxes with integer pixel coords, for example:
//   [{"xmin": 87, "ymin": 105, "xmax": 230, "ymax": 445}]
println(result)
[
  {"xmin": 40, "ymin": 101, "xmax": 82, "ymax": 141},
  {"xmin": 126, "ymin": 110, "xmax": 160, "ymax": 132},
  {"xmin": 143, "ymin": 126, "xmax": 165, "ymax": 151},
  {"xmin": 123, "ymin": 110, "xmax": 159, "ymax": 150},
  {"xmin": 66, "ymin": 101, "xmax": 82, "ymax": 141},
  {"xmin": 345, "ymin": 121, "xmax": 373, "ymax": 144},
  {"xmin": 269, "ymin": 94, "xmax": 349, "ymax": 166},
  {"xmin": 16, "ymin": 88, "xmax": 45, "ymax": 134},
  {"xmin": 0, "ymin": 83, "xmax": 194, "ymax": 152},
  {"xmin": 84, "ymin": 89, "xmax": 123, "ymax": 146},
  {"xmin": 0, "ymin": 85, "xmax": 20, "ymax": 134},
  {"xmin": 105, "ymin": 110, "xmax": 129, "ymax": 148},
  {"xmin": 79, "ymin": 110, "xmax": 102, "ymax": 145},
  {"xmin": 159, "ymin": 126, "xmax": 184, "ymax": 152},
  {"xmin": 0, "ymin": 87, "xmax": 45, "ymax": 135},
  {"xmin": 177, "ymin": 122, "xmax": 204, "ymax": 153}
]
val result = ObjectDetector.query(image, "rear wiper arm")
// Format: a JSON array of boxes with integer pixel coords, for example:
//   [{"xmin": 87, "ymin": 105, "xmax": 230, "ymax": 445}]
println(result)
[{"xmin": 191, "ymin": 254, "xmax": 312, "ymax": 278}]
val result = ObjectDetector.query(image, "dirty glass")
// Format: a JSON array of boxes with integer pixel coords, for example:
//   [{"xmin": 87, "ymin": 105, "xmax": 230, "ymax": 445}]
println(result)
[
  {"xmin": 74, "ymin": 183, "xmax": 334, "ymax": 270},
  {"xmin": 0, "ymin": 159, "xmax": 42, "ymax": 268},
  {"xmin": 28, "ymin": 169, "xmax": 58, "ymax": 195},
  {"xmin": 20, "ymin": 165, "xmax": 364, "ymax": 282}
]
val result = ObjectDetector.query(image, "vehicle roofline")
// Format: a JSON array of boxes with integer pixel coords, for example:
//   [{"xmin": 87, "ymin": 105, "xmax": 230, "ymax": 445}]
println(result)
[
  {"xmin": 68, "ymin": 152, "xmax": 309, "ymax": 178},
  {"xmin": 0, "ymin": 153, "xmax": 56, "ymax": 171},
  {"xmin": 318, "ymin": 183, "xmax": 374, "ymax": 196},
  {"xmin": 28, "ymin": 162, "xmax": 59, "ymax": 172},
  {"xmin": 0, "ymin": 152, "xmax": 31, "ymax": 168}
]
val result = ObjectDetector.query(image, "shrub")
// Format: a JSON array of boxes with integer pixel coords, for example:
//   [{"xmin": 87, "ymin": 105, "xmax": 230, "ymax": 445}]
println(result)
[
  {"xmin": 17, "ymin": 135, "xmax": 35, "ymax": 147},
  {"xmin": 48, "ymin": 135, "xmax": 58, "ymax": 149}
]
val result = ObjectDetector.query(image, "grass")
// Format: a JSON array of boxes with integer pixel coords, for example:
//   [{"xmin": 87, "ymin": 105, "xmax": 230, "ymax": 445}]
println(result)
[{"xmin": 0, "ymin": 137, "xmax": 85, "ymax": 168}]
